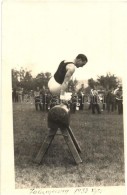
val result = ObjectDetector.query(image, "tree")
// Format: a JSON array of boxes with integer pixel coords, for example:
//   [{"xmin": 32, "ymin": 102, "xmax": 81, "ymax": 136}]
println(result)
[
  {"xmin": 88, "ymin": 78, "xmax": 97, "ymax": 89},
  {"xmin": 84, "ymin": 86, "xmax": 91, "ymax": 94},
  {"xmin": 97, "ymin": 73, "xmax": 119, "ymax": 90},
  {"xmin": 19, "ymin": 67, "xmax": 26, "ymax": 82},
  {"xmin": 68, "ymin": 78, "xmax": 78, "ymax": 92},
  {"xmin": 11, "ymin": 67, "xmax": 52, "ymax": 92},
  {"xmin": 20, "ymin": 70, "xmax": 33, "ymax": 91},
  {"xmin": 45, "ymin": 72, "xmax": 52, "ymax": 87},
  {"xmin": 35, "ymin": 72, "xmax": 52, "ymax": 89},
  {"xmin": 12, "ymin": 69, "xmax": 20, "ymax": 89}
]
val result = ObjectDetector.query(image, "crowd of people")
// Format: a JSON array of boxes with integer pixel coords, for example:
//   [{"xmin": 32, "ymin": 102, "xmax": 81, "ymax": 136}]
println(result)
[
  {"xmin": 88, "ymin": 85, "xmax": 123, "ymax": 115},
  {"xmin": 12, "ymin": 54, "xmax": 123, "ymax": 115},
  {"xmin": 12, "ymin": 88, "xmax": 34, "ymax": 103},
  {"xmin": 12, "ymin": 85, "xmax": 123, "ymax": 115}
]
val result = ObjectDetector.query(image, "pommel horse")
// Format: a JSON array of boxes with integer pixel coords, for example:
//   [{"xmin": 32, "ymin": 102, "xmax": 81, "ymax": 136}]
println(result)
[{"xmin": 35, "ymin": 104, "xmax": 82, "ymax": 164}]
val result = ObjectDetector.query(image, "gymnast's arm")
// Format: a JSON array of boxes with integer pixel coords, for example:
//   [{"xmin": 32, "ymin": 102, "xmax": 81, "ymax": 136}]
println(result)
[{"xmin": 60, "ymin": 64, "xmax": 75, "ymax": 94}]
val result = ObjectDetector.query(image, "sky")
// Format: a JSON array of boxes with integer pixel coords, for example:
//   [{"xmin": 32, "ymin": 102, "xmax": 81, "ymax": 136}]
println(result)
[{"xmin": 2, "ymin": 0, "xmax": 127, "ymax": 81}]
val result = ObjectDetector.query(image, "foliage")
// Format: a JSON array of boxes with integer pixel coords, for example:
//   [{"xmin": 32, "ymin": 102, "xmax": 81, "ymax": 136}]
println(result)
[
  {"xmin": 84, "ymin": 86, "xmax": 91, "ymax": 94},
  {"xmin": 97, "ymin": 73, "xmax": 119, "ymax": 90},
  {"xmin": 88, "ymin": 78, "xmax": 98, "ymax": 89},
  {"xmin": 87, "ymin": 73, "xmax": 120, "ymax": 90},
  {"xmin": 35, "ymin": 72, "xmax": 51, "ymax": 89},
  {"xmin": 12, "ymin": 68, "xmax": 52, "ymax": 91},
  {"xmin": 68, "ymin": 78, "xmax": 78, "ymax": 92},
  {"xmin": 12, "ymin": 69, "xmax": 20, "ymax": 89},
  {"xmin": 20, "ymin": 70, "xmax": 33, "ymax": 91},
  {"xmin": 12, "ymin": 67, "xmax": 121, "ymax": 93}
]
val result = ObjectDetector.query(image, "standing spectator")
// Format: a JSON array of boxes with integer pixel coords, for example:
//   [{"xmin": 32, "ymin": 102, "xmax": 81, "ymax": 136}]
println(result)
[
  {"xmin": 79, "ymin": 92, "xmax": 84, "ymax": 110},
  {"xmin": 12, "ymin": 88, "xmax": 17, "ymax": 102},
  {"xmin": 78, "ymin": 85, "xmax": 85, "ymax": 110},
  {"xmin": 114, "ymin": 86, "xmax": 123, "ymax": 114},
  {"xmin": 34, "ymin": 87, "xmax": 41, "ymax": 111},
  {"xmin": 70, "ymin": 93, "xmax": 77, "ymax": 113},
  {"xmin": 90, "ymin": 89, "xmax": 101, "ymax": 114},
  {"xmin": 88, "ymin": 95, "xmax": 92, "ymax": 110},
  {"xmin": 45, "ymin": 89, "xmax": 52, "ymax": 111},
  {"xmin": 44, "ymin": 89, "xmax": 49, "ymax": 111},
  {"xmin": 12, "ymin": 88, "xmax": 13, "ymax": 102},
  {"xmin": 22, "ymin": 88, "xmax": 25, "ymax": 102},
  {"xmin": 29, "ymin": 90, "xmax": 34, "ymax": 104},
  {"xmin": 77, "ymin": 91, "xmax": 83, "ymax": 110},
  {"xmin": 18, "ymin": 87, "xmax": 23, "ymax": 103},
  {"xmin": 106, "ymin": 89, "xmax": 116, "ymax": 112},
  {"xmin": 102, "ymin": 91, "xmax": 107, "ymax": 110},
  {"xmin": 41, "ymin": 88, "xmax": 52, "ymax": 111},
  {"xmin": 14, "ymin": 89, "xmax": 19, "ymax": 102},
  {"xmin": 50, "ymin": 95, "xmax": 60, "ymax": 109},
  {"xmin": 40, "ymin": 88, "xmax": 45, "ymax": 111}
]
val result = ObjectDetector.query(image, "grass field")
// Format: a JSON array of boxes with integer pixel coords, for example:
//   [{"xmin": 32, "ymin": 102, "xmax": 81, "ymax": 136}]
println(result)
[{"xmin": 13, "ymin": 102, "xmax": 125, "ymax": 188}]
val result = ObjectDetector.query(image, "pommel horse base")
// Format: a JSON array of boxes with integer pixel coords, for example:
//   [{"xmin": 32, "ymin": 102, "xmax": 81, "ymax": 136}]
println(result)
[{"xmin": 35, "ymin": 104, "xmax": 82, "ymax": 164}]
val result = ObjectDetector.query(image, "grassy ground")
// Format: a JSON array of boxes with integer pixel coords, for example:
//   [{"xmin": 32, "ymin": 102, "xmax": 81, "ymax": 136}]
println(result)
[{"xmin": 13, "ymin": 102, "xmax": 125, "ymax": 188}]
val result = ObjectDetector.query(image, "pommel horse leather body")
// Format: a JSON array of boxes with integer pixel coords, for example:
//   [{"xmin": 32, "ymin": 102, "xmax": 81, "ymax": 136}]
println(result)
[
  {"xmin": 48, "ymin": 104, "xmax": 70, "ymax": 129},
  {"xmin": 35, "ymin": 104, "xmax": 82, "ymax": 164}
]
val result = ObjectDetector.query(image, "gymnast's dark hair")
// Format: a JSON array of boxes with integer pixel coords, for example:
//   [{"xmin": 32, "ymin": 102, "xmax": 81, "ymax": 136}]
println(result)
[{"xmin": 76, "ymin": 54, "xmax": 88, "ymax": 62}]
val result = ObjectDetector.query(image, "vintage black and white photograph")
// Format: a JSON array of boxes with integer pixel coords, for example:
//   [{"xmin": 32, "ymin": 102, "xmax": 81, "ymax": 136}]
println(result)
[{"xmin": 1, "ymin": 0, "xmax": 126, "ymax": 194}]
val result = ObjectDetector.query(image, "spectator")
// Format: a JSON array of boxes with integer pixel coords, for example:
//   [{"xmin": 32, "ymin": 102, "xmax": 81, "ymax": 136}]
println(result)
[
  {"xmin": 34, "ymin": 87, "xmax": 41, "ymax": 111},
  {"xmin": 12, "ymin": 88, "xmax": 17, "ymax": 102},
  {"xmin": 18, "ymin": 87, "xmax": 23, "ymax": 103},
  {"xmin": 106, "ymin": 89, "xmax": 116, "ymax": 112},
  {"xmin": 77, "ymin": 85, "xmax": 85, "ymax": 111},
  {"xmin": 50, "ymin": 95, "xmax": 60, "ymax": 109},
  {"xmin": 41, "ymin": 88, "xmax": 52, "ymax": 111},
  {"xmin": 114, "ymin": 86, "xmax": 123, "ymax": 114},
  {"xmin": 15, "ymin": 89, "xmax": 18, "ymax": 102},
  {"xmin": 90, "ymin": 89, "xmax": 101, "ymax": 114},
  {"xmin": 70, "ymin": 93, "xmax": 77, "ymax": 113}
]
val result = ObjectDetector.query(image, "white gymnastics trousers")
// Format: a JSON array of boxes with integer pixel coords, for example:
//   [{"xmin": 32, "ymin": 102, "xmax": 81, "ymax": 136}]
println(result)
[{"xmin": 48, "ymin": 77, "xmax": 61, "ymax": 95}]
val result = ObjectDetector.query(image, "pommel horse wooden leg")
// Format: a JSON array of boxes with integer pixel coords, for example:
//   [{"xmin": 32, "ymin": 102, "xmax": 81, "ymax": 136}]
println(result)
[
  {"xmin": 61, "ymin": 127, "xmax": 82, "ymax": 164},
  {"xmin": 34, "ymin": 128, "xmax": 57, "ymax": 164},
  {"xmin": 67, "ymin": 126, "xmax": 81, "ymax": 153},
  {"xmin": 35, "ymin": 104, "xmax": 82, "ymax": 164}
]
